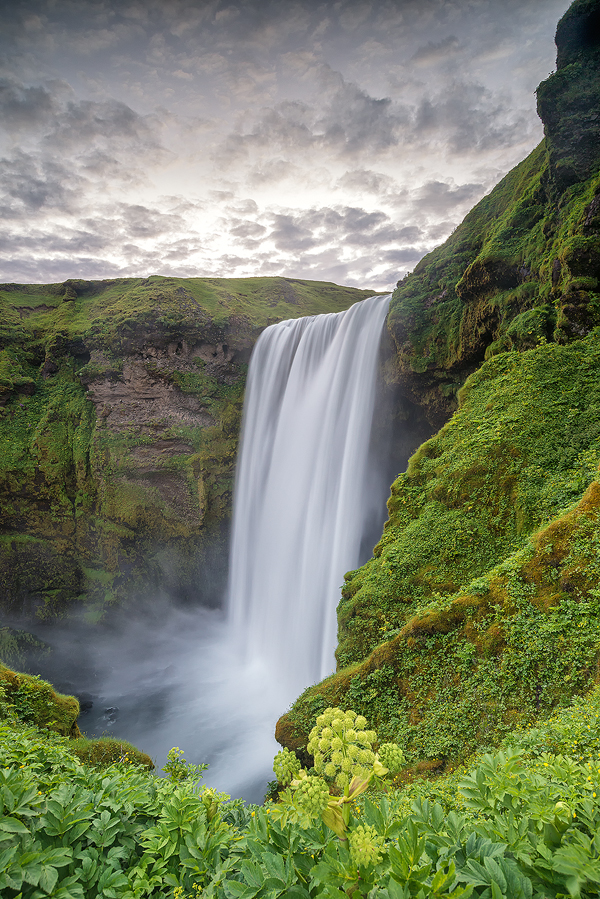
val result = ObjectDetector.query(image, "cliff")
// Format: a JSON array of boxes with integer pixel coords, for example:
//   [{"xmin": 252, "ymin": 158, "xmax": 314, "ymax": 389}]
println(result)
[
  {"xmin": 277, "ymin": 0, "xmax": 600, "ymax": 766},
  {"xmin": 383, "ymin": 0, "xmax": 600, "ymax": 428},
  {"xmin": 0, "ymin": 276, "xmax": 375, "ymax": 621}
]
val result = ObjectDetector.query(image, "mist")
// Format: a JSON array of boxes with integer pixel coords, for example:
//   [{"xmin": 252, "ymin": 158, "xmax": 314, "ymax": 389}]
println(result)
[
  {"xmin": 27, "ymin": 604, "xmax": 285, "ymax": 803},
  {"xmin": 15, "ymin": 296, "xmax": 433, "ymax": 804}
]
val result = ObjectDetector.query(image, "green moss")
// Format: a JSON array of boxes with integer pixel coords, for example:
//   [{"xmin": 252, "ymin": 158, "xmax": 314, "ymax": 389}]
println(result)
[
  {"xmin": 1, "ymin": 276, "xmax": 378, "ymax": 355},
  {"xmin": 0, "ymin": 275, "xmax": 372, "ymax": 618},
  {"xmin": 336, "ymin": 335, "xmax": 600, "ymax": 667},
  {"xmin": 0, "ymin": 662, "xmax": 155, "ymax": 773},
  {"xmin": 0, "ymin": 665, "xmax": 80, "ymax": 737},
  {"xmin": 280, "ymin": 333, "xmax": 600, "ymax": 770},
  {"xmin": 69, "ymin": 735, "xmax": 154, "ymax": 770},
  {"xmin": 283, "ymin": 479, "xmax": 600, "ymax": 767}
]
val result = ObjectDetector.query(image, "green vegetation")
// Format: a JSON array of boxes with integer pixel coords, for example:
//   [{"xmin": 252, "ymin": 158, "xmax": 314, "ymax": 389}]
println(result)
[
  {"xmin": 279, "ymin": 333, "xmax": 600, "ymax": 766},
  {"xmin": 3, "ymin": 1, "xmax": 600, "ymax": 894},
  {"xmin": 0, "ymin": 276, "xmax": 374, "ymax": 619},
  {"xmin": 3, "ymin": 691, "xmax": 600, "ymax": 897},
  {"xmin": 0, "ymin": 664, "xmax": 80, "ymax": 738},
  {"xmin": 277, "ymin": 0, "xmax": 600, "ymax": 787},
  {"xmin": 387, "ymin": 143, "xmax": 600, "ymax": 424}
]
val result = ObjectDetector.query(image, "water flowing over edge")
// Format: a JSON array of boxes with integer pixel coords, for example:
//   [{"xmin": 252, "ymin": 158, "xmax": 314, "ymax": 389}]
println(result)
[
  {"xmin": 72, "ymin": 293, "xmax": 393, "ymax": 802},
  {"xmin": 227, "ymin": 293, "xmax": 391, "ymax": 696}
]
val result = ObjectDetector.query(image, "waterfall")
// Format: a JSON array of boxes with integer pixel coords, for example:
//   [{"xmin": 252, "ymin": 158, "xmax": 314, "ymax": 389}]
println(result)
[
  {"xmin": 73, "ymin": 293, "xmax": 393, "ymax": 803},
  {"xmin": 227, "ymin": 293, "xmax": 391, "ymax": 695}
]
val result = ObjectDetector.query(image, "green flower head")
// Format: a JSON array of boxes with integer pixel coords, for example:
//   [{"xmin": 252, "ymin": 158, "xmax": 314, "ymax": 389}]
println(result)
[
  {"xmin": 349, "ymin": 823, "xmax": 384, "ymax": 867},
  {"xmin": 273, "ymin": 746, "xmax": 301, "ymax": 786},
  {"xmin": 307, "ymin": 706, "xmax": 378, "ymax": 789},
  {"xmin": 294, "ymin": 776, "xmax": 330, "ymax": 817},
  {"xmin": 377, "ymin": 742, "xmax": 405, "ymax": 774}
]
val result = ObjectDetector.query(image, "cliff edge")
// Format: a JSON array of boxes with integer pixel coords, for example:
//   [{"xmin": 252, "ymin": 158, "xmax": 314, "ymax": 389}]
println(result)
[{"xmin": 0, "ymin": 277, "xmax": 375, "ymax": 620}]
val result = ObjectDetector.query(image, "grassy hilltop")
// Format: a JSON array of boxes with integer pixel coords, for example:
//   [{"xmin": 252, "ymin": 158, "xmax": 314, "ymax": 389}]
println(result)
[
  {"xmin": 277, "ymin": 0, "xmax": 600, "ymax": 774},
  {"xmin": 0, "ymin": 276, "xmax": 376, "ymax": 621}
]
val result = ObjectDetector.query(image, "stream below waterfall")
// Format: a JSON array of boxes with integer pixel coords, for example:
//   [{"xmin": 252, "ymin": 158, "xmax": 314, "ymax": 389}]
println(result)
[{"xmin": 22, "ymin": 294, "xmax": 397, "ymax": 803}]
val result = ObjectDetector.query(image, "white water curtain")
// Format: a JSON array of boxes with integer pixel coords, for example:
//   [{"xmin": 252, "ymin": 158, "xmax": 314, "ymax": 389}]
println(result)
[{"xmin": 227, "ymin": 293, "xmax": 391, "ymax": 694}]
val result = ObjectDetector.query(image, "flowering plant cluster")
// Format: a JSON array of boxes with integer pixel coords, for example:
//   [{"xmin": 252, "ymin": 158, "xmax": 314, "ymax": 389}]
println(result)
[{"xmin": 272, "ymin": 706, "xmax": 404, "ymax": 840}]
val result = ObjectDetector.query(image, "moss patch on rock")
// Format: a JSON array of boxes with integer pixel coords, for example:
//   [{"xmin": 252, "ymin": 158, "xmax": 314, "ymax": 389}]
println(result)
[
  {"xmin": 385, "ymin": 0, "xmax": 600, "ymax": 427},
  {"xmin": 0, "ymin": 276, "xmax": 376, "ymax": 619},
  {"xmin": 0, "ymin": 664, "xmax": 80, "ymax": 737},
  {"xmin": 69, "ymin": 736, "xmax": 154, "ymax": 771}
]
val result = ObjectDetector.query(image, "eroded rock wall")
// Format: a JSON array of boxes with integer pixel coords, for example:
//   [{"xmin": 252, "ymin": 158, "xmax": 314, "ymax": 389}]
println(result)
[{"xmin": 0, "ymin": 276, "xmax": 376, "ymax": 620}]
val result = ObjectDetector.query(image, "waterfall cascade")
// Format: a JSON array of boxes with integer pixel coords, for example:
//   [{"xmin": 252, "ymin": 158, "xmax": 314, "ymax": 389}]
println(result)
[
  {"xmin": 228, "ymin": 293, "xmax": 391, "ymax": 695},
  {"xmin": 73, "ymin": 293, "xmax": 393, "ymax": 802}
]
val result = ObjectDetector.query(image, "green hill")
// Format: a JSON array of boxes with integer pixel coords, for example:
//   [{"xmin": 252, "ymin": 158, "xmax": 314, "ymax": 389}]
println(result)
[{"xmin": 277, "ymin": 0, "xmax": 600, "ymax": 773}]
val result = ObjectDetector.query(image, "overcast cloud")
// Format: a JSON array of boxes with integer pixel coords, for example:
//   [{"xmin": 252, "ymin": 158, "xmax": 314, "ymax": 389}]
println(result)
[{"xmin": 0, "ymin": 0, "xmax": 569, "ymax": 289}]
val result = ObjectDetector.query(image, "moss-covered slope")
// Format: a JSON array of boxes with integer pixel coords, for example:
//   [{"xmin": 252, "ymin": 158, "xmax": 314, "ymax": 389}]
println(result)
[
  {"xmin": 277, "ymin": 336, "xmax": 600, "ymax": 763},
  {"xmin": 0, "ymin": 276, "xmax": 375, "ymax": 620},
  {"xmin": 385, "ymin": 0, "xmax": 600, "ymax": 428},
  {"xmin": 277, "ymin": 0, "xmax": 600, "ymax": 770}
]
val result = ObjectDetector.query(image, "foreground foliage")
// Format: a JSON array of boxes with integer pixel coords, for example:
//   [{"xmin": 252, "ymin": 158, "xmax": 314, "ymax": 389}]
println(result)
[{"xmin": 3, "ymin": 691, "xmax": 600, "ymax": 898}]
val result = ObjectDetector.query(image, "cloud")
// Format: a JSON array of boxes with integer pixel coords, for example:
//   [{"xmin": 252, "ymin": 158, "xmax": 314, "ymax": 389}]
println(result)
[
  {"xmin": 116, "ymin": 203, "xmax": 186, "ymax": 238},
  {"xmin": 411, "ymin": 80, "xmax": 532, "ymax": 153},
  {"xmin": 44, "ymin": 96, "xmax": 165, "ymax": 158},
  {"xmin": 216, "ymin": 66, "xmax": 406, "ymax": 170},
  {"xmin": 411, "ymin": 35, "xmax": 461, "ymax": 66},
  {"xmin": 412, "ymin": 179, "xmax": 484, "ymax": 213},
  {"xmin": 0, "ymin": 0, "xmax": 566, "ymax": 290},
  {"xmin": 315, "ymin": 71, "xmax": 404, "ymax": 155},
  {"xmin": 0, "ymin": 150, "xmax": 82, "ymax": 216},
  {"xmin": 0, "ymin": 77, "xmax": 54, "ymax": 130},
  {"xmin": 337, "ymin": 168, "xmax": 396, "ymax": 195},
  {"xmin": 268, "ymin": 213, "xmax": 319, "ymax": 253},
  {"xmin": 230, "ymin": 221, "xmax": 267, "ymax": 239}
]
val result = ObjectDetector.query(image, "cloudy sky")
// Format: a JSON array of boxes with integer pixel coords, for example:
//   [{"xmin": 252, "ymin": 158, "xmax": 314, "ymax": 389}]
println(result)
[{"xmin": 0, "ymin": 0, "xmax": 570, "ymax": 289}]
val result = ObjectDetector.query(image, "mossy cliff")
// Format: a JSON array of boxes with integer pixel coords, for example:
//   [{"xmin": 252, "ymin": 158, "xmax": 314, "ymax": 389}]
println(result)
[
  {"xmin": 0, "ymin": 276, "xmax": 374, "ymax": 621},
  {"xmin": 384, "ymin": 0, "xmax": 600, "ymax": 429},
  {"xmin": 277, "ymin": 0, "xmax": 600, "ymax": 768},
  {"xmin": 0, "ymin": 662, "xmax": 154, "ymax": 768}
]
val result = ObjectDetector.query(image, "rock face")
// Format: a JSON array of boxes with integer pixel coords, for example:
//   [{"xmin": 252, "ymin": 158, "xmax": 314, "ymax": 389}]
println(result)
[
  {"xmin": 277, "ymin": 0, "xmax": 600, "ymax": 768},
  {"xmin": 0, "ymin": 276, "xmax": 376, "ymax": 620},
  {"xmin": 384, "ymin": 0, "xmax": 600, "ymax": 429}
]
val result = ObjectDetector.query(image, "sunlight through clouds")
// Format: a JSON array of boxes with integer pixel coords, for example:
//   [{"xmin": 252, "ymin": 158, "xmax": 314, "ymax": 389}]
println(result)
[{"xmin": 0, "ymin": 0, "xmax": 570, "ymax": 288}]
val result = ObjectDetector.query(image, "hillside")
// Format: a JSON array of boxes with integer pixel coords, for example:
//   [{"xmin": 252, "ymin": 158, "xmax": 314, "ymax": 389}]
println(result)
[
  {"xmin": 0, "ymin": 276, "xmax": 376, "ymax": 620},
  {"xmin": 277, "ymin": 0, "xmax": 600, "ymax": 768},
  {"xmin": 383, "ymin": 0, "xmax": 600, "ymax": 428}
]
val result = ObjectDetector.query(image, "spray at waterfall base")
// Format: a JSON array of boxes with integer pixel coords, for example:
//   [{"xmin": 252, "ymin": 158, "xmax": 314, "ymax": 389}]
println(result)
[{"xmin": 50, "ymin": 295, "xmax": 397, "ymax": 801}]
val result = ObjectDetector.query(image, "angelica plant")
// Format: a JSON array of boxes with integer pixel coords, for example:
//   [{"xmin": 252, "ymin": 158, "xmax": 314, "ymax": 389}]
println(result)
[
  {"xmin": 272, "ymin": 706, "xmax": 404, "ymax": 840},
  {"xmin": 272, "ymin": 745, "xmax": 301, "ymax": 785},
  {"xmin": 349, "ymin": 823, "xmax": 384, "ymax": 867}
]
